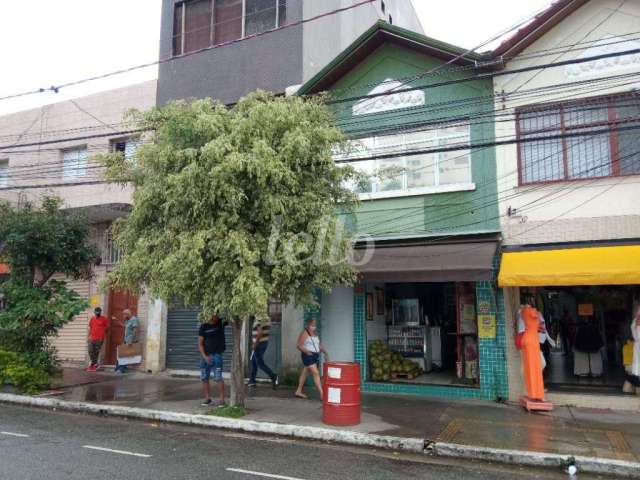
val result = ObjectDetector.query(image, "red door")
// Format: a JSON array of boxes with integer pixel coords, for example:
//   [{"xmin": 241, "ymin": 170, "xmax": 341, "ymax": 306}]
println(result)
[{"xmin": 106, "ymin": 289, "xmax": 138, "ymax": 365}]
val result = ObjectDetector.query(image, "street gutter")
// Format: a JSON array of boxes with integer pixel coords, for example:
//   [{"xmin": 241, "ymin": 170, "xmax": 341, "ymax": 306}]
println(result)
[{"xmin": 1, "ymin": 393, "xmax": 638, "ymax": 478}]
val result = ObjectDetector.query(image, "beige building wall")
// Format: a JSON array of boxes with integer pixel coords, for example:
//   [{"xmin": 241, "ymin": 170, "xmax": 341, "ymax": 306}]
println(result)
[
  {"xmin": 494, "ymin": 0, "xmax": 640, "ymax": 407},
  {"xmin": 494, "ymin": 0, "xmax": 640, "ymax": 247},
  {"xmin": 0, "ymin": 80, "xmax": 155, "ymax": 208},
  {"xmin": 0, "ymin": 81, "xmax": 157, "ymax": 367}
]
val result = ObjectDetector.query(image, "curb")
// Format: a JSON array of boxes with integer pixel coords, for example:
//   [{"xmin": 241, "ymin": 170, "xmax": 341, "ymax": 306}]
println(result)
[
  {"xmin": 432, "ymin": 442, "xmax": 640, "ymax": 478},
  {"xmin": 0, "ymin": 393, "xmax": 424, "ymax": 453},
  {"xmin": 2, "ymin": 393, "xmax": 639, "ymax": 478}
]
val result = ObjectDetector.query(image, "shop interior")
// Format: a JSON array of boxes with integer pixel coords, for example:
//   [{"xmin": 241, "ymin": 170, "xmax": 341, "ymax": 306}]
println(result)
[
  {"xmin": 520, "ymin": 286, "xmax": 639, "ymax": 394},
  {"xmin": 365, "ymin": 281, "xmax": 480, "ymax": 388}
]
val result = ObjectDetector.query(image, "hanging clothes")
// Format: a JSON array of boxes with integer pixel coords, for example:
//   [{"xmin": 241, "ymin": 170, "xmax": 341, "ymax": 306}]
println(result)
[
  {"xmin": 574, "ymin": 320, "xmax": 604, "ymax": 377},
  {"xmin": 631, "ymin": 317, "xmax": 640, "ymax": 377},
  {"xmin": 574, "ymin": 322, "xmax": 604, "ymax": 353}
]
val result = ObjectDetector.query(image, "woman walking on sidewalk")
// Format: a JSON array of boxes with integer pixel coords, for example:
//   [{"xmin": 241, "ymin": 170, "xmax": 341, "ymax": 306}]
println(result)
[{"xmin": 295, "ymin": 318, "xmax": 328, "ymax": 400}]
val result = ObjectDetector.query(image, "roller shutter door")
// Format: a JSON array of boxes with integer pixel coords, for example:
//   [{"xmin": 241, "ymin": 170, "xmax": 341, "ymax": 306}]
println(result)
[
  {"xmin": 50, "ymin": 275, "xmax": 91, "ymax": 363},
  {"xmin": 166, "ymin": 306, "xmax": 233, "ymax": 371}
]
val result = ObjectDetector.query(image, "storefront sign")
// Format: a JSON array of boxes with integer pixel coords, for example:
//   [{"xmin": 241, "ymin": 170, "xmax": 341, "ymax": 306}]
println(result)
[
  {"xmin": 478, "ymin": 314, "xmax": 496, "ymax": 339},
  {"xmin": 578, "ymin": 303, "xmax": 594, "ymax": 316},
  {"xmin": 478, "ymin": 300, "xmax": 491, "ymax": 315}
]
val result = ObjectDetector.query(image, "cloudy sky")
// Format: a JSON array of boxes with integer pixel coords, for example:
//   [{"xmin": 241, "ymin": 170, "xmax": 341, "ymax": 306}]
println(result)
[{"xmin": 0, "ymin": 0, "xmax": 552, "ymax": 116}]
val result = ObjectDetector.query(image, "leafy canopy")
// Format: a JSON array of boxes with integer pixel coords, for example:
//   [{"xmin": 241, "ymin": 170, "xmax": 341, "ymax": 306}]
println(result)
[
  {"xmin": 103, "ymin": 91, "xmax": 358, "ymax": 320},
  {"xmin": 0, "ymin": 196, "xmax": 97, "ymax": 365},
  {"xmin": 0, "ymin": 196, "xmax": 97, "ymax": 287}
]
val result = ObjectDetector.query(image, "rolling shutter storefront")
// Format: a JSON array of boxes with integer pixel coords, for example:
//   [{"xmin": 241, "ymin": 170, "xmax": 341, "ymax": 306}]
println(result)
[
  {"xmin": 166, "ymin": 306, "xmax": 233, "ymax": 371},
  {"xmin": 50, "ymin": 275, "xmax": 91, "ymax": 363}
]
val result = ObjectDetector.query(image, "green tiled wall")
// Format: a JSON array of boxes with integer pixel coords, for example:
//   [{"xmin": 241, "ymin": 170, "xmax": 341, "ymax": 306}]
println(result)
[
  {"xmin": 353, "ymin": 290, "xmax": 367, "ymax": 382},
  {"xmin": 353, "ymin": 273, "xmax": 509, "ymax": 400}
]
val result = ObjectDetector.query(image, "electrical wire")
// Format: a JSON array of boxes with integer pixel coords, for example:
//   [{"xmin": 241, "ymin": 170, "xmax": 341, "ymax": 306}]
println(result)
[{"xmin": 0, "ymin": 0, "xmax": 377, "ymax": 103}]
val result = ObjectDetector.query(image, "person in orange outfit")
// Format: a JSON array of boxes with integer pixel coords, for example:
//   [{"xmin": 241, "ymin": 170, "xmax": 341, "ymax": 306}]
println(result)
[{"xmin": 521, "ymin": 305, "xmax": 545, "ymax": 401}]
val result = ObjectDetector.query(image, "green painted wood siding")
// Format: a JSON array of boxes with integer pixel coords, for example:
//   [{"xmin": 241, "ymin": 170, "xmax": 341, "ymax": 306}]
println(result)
[{"xmin": 329, "ymin": 43, "xmax": 499, "ymax": 239}]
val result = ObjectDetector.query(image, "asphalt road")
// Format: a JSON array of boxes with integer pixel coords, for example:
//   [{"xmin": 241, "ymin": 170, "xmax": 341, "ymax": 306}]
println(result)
[{"xmin": 0, "ymin": 404, "xmax": 602, "ymax": 480}]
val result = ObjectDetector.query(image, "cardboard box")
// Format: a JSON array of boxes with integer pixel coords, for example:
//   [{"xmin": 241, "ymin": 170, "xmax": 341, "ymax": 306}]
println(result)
[{"xmin": 117, "ymin": 342, "xmax": 143, "ymax": 358}]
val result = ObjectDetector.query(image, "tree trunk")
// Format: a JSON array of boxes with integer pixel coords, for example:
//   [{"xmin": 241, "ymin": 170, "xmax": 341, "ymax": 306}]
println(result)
[{"xmin": 230, "ymin": 317, "xmax": 247, "ymax": 407}]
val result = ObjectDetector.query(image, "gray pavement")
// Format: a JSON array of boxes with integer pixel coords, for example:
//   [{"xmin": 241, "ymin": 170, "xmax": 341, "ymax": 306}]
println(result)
[
  {"xmin": 0, "ymin": 404, "xmax": 602, "ymax": 480},
  {"xmin": 42, "ymin": 368, "xmax": 640, "ymax": 463}
]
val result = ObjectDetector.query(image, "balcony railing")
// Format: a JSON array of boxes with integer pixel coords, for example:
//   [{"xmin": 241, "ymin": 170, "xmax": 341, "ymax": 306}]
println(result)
[{"xmin": 100, "ymin": 232, "xmax": 122, "ymax": 266}]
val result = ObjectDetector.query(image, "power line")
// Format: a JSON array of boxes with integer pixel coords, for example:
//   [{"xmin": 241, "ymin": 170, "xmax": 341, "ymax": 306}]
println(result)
[
  {"xmin": 69, "ymin": 99, "xmax": 122, "ymax": 133},
  {"xmin": 0, "ymin": 129, "xmax": 141, "ymax": 151},
  {"xmin": 0, "ymin": 0, "xmax": 377, "ymax": 103},
  {"xmin": 316, "ymin": 30, "xmax": 640, "ymax": 99},
  {"xmin": 335, "ymin": 120, "xmax": 640, "ymax": 164},
  {"xmin": 335, "ymin": 73, "xmax": 640, "ymax": 136},
  {"xmin": 324, "ymin": 46, "xmax": 640, "ymax": 108},
  {"xmin": 358, "ymin": 149, "xmax": 639, "ymax": 239},
  {"xmin": 4, "ymin": 69, "xmax": 637, "ymax": 158},
  {"xmin": 346, "ymin": 1, "xmax": 550, "ymax": 116},
  {"xmin": 505, "ymin": 0, "xmax": 626, "ymax": 94}
]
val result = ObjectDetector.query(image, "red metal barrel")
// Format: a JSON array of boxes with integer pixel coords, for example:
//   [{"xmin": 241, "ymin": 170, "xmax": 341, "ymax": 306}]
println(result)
[{"xmin": 322, "ymin": 361, "xmax": 361, "ymax": 426}]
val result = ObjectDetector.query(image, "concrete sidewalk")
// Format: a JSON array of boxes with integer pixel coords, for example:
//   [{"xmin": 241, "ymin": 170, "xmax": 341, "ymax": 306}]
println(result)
[
  {"xmin": 3, "ymin": 368, "xmax": 640, "ymax": 476},
  {"xmin": 48, "ymin": 368, "xmax": 640, "ymax": 460}
]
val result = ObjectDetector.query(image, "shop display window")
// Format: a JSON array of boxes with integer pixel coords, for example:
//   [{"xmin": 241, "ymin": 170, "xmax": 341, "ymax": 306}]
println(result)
[
  {"xmin": 518, "ymin": 285, "xmax": 640, "ymax": 394},
  {"xmin": 365, "ymin": 281, "xmax": 480, "ymax": 387}
]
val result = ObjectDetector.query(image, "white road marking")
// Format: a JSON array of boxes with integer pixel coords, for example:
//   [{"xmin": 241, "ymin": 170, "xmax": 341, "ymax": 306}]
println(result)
[
  {"xmin": 82, "ymin": 445, "xmax": 152, "ymax": 458},
  {"xmin": 226, "ymin": 468, "xmax": 307, "ymax": 480},
  {"xmin": 0, "ymin": 431, "xmax": 29, "ymax": 438}
]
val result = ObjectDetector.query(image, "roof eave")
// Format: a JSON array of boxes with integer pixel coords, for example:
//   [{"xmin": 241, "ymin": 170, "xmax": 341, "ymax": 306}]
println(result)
[
  {"xmin": 298, "ymin": 21, "xmax": 489, "ymax": 95},
  {"xmin": 493, "ymin": 0, "xmax": 590, "ymax": 63}
]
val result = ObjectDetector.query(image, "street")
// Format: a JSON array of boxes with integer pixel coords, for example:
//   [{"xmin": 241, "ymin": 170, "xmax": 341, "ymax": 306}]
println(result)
[{"xmin": 0, "ymin": 404, "xmax": 602, "ymax": 480}]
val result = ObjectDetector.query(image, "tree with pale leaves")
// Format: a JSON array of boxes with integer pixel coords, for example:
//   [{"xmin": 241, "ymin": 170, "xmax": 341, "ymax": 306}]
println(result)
[{"xmin": 102, "ymin": 91, "xmax": 358, "ymax": 407}]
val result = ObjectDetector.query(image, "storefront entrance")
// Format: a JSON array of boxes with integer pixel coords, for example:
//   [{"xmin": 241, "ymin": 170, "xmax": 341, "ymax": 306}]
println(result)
[
  {"xmin": 520, "ymin": 285, "xmax": 639, "ymax": 393},
  {"xmin": 364, "ymin": 281, "xmax": 480, "ymax": 388}
]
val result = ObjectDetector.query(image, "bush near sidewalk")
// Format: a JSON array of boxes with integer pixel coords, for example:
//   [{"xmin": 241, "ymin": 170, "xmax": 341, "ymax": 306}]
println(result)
[{"xmin": 0, "ymin": 350, "xmax": 49, "ymax": 394}]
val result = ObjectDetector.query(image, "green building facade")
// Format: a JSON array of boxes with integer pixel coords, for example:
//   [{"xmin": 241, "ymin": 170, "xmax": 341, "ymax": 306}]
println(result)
[{"xmin": 297, "ymin": 22, "xmax": 508, "ymax": 401}]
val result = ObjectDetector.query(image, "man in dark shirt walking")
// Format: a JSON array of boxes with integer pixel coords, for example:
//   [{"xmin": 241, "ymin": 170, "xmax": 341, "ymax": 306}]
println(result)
[{"xmin": 198, "ymin": 314, "xmax": 227, "ymax": 406}]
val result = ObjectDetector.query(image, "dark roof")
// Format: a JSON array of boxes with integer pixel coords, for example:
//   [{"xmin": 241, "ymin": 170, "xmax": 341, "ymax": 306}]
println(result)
[
  {"xmin": 492, "ymin": 0, "xmax": 590, "ymax": 60},
  {"xmin": 298, "ymin": 21, "xmax": 492, "ymax": 95}
]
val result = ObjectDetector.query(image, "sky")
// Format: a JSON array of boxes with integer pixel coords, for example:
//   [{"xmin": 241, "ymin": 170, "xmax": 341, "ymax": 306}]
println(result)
[{"xmin": 0, "ymin": 0, "xmax": 553, "ymax": 117}]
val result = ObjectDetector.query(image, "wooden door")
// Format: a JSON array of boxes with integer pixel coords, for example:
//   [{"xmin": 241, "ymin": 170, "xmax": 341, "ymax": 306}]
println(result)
[{"xmin": 106, "ymin": 289, "xmax": 138, "ymax": 365}]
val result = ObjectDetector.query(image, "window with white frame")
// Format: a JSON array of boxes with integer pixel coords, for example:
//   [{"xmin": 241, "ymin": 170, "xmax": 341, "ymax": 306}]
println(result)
[
  {"xmin": 173, "ymin": 0, "xmax": 287, "ymax": 56},
  {"xmin": 339, "ymin": 123, "xmax": 472, "ymax": 196},
  {"xmin": 111, "ymin": 138, "xmax": 139, "ymax": 163},
  {"xmin": 0, "ymin": 159, "xmax": 8, "ymax": 187},
  {"xmin": 62, "ymin": 146, "xmax": 88, "ymax": 178}
]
